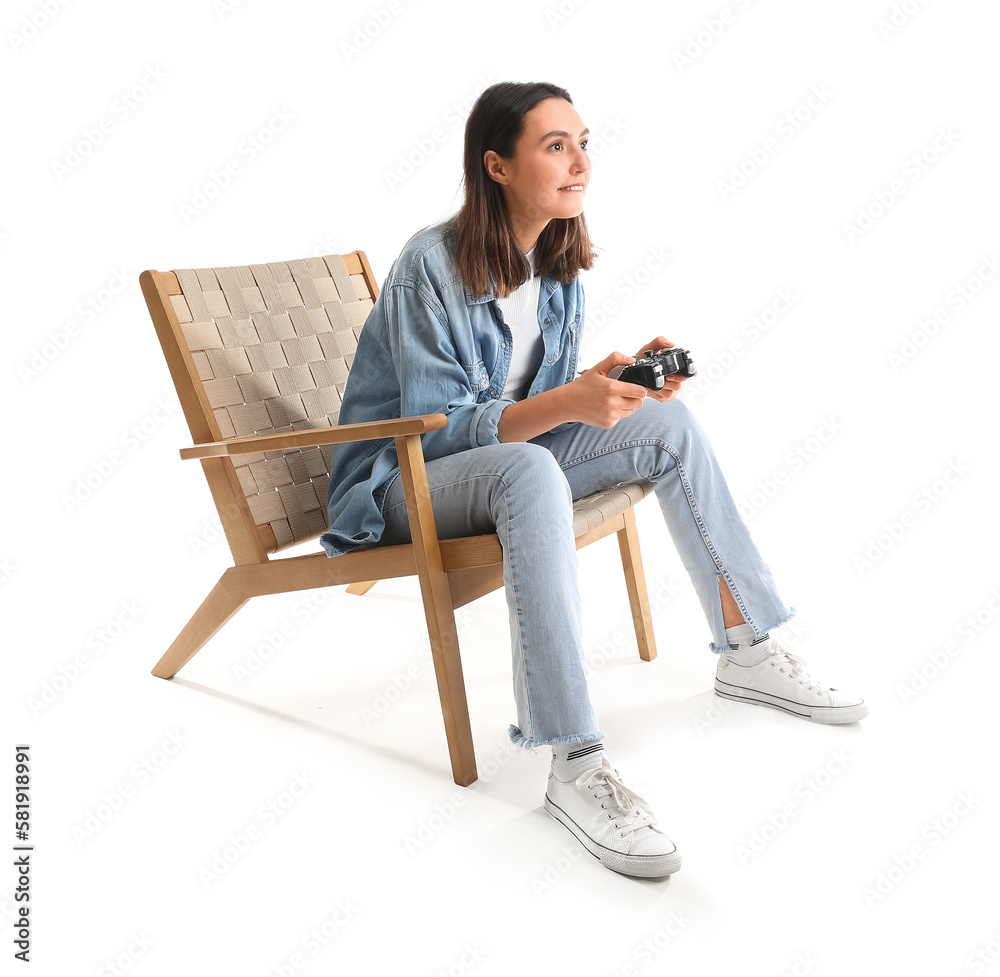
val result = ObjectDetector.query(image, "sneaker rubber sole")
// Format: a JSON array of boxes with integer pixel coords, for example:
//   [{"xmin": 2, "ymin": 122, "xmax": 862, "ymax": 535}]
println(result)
[
  {"xmin": 714, "ymin": 676, "xmax": 868, "ymax": 724},
  {"xmin": 543, "ymin": 794, "xmax": 682, "ymax": 878}
]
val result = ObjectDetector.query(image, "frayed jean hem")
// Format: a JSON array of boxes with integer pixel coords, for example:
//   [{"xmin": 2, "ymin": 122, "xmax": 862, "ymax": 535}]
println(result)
[
  {"xmin": 708, "ymin": 606, "xmax": 797, "ymax": 655},
  {"xmin": 507, "ymin": 724, "xmax": 606, "ymax": 752}
]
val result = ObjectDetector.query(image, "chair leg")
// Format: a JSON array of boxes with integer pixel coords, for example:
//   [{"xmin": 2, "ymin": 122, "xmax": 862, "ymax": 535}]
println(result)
[
  {"xmin": 417, "ymin": 578, "xmax": 478, "ymax": 786},
  {"xmin": 345, "ymin": 580, "xmax": 378, "ymax": 596},
  {"xmin": 617, "ymin": 507, "xmax": 658, "ymax": 662},
  {"xmin": 151, "ymin": 571, "xmax": 248, "ymax": 679},
  {"xmin": 395, "ymin": 434, "xmax": 478, "ymax": 787}
]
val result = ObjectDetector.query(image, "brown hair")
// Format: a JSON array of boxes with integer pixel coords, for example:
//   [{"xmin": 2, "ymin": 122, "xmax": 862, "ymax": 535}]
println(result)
[{"xmin": 447, "ymin": 81, "xmax": 597, "ymax": 298}]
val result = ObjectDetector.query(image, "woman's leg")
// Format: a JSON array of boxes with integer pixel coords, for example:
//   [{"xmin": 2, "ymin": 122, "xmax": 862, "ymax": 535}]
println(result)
[
  {"xmin": 377, "ymin": 441, "xmax": 604, "ymax": 749},
  {"xmin": 719, "ymin": 576, "xmax": 747, "ymax": 627},
  {"xmin": 530, "ymin": 397, "xmax": 794, "ymax": 653},
  {"xmin": 378, "ymin": 440, "xmax": 682, "ymax": 877}
]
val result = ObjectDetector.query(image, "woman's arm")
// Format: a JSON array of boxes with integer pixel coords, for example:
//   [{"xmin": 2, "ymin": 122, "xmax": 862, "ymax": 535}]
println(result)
[{"xmin": 497, "ymin": 351, "xmax": 647, "ymax": 442}]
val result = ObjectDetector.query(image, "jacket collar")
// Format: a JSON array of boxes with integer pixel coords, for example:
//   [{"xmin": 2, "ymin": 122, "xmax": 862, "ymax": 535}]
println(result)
[{"xmin": 463, "ymin": 272, "xmax": 559, "ymax": 306}]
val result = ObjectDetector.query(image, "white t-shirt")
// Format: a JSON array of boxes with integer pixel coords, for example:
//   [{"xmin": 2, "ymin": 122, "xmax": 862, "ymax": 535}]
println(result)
[{"xmin": 496, "ymin": 246, "xmax": 544, "ymax": 401}]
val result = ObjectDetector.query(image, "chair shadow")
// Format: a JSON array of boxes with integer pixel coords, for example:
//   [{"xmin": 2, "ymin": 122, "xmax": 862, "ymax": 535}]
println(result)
[{"xmin": 166, "ymin": 675, "xmax": 458, "ymax": 782}]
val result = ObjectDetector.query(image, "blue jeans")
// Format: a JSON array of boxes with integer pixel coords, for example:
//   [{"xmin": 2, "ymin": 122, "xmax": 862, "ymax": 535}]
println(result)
[{"xmin": 377, "ymin": 398, "xmax": 793, "ymax": 749}]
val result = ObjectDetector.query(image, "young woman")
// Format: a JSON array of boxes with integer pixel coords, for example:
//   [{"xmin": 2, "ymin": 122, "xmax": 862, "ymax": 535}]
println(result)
[{"xmin": 319, "ymin": 81, "xmax": 866, "ymax": 879}]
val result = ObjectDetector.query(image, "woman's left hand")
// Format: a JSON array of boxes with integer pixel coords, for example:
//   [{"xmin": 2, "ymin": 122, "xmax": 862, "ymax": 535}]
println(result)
[{"xmin": 633, "ymin": 335, "xmax": 696, "ymax": 402}]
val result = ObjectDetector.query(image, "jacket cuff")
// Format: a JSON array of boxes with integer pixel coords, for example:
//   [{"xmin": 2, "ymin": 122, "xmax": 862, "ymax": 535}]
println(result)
[{"xmin": 473, "ymin": 397, "xmax": 516, "ymax": 447}]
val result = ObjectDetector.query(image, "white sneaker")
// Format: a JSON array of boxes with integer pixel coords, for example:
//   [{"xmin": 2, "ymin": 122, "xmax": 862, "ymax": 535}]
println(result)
[
  {"xmin": 543, "ymin": 756, "xmax": 681, "ymax": 878},
  {"xmin": 715, "ymin": 639, "xmax": 868, "ymax": 724}
]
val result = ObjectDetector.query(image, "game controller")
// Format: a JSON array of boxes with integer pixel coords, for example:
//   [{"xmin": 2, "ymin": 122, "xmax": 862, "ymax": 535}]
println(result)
[{"xmin": 608, "ymin": 347, "xmax": 696, "ymax": 390}]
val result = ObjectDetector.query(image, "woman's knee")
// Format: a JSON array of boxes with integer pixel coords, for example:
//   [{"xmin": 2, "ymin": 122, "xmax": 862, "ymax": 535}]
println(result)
[
  {"xmin": 490, "ymin": 441, "xmax": 572, "ymax": 506},
  {"xmin": 635, "ymin": 397, "xmax": 705, "ymax": 456},
  {"xmin": 640, "ymin": 395, "xmax": 695, "ymax": 428},
  {"xmin": 495, "ymin": 440, "xmax": 568, "ymax": 483}
]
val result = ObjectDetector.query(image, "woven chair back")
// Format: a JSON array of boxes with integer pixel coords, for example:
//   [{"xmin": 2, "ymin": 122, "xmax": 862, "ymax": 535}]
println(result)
[{"xmin": 170, "ymin": 254, "xmax": 374, "ymax": 551}]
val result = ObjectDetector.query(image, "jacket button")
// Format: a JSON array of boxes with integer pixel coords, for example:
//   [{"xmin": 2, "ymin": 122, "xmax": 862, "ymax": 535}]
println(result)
[
  {"xmin": 547, "ymin": 357, "xmax": 553, "ymax": 363},
  {"xmin": 501, "ymin": 342, "xmax": 506, "ymax": 348},
  {"xmin": 544, "ymin": 318, "xmax": 551, "ymax": 324}
]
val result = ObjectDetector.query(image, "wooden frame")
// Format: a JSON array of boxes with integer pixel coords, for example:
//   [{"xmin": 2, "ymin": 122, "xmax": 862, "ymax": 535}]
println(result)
[{"xmin": 140, "ymin": 252, "xmax": 657, "ymax": 787}]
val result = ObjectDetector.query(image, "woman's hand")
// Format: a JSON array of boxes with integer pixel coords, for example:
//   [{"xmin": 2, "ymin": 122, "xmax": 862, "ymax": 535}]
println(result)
[
  {"xmin": 500, "ymin": 337, "xmax": 695, "ymax": 440},
  {"xmin": 565, "ymin": 351, "xmax": 647, "ymax": 428},
  {"xmin": 632, "ymin": 335, "xmax": 696, "ymax": 403}
]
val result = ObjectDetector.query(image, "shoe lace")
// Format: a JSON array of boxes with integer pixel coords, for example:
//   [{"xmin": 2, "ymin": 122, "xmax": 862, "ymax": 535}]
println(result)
[
  {"xmin": 766, "ymin": 641, "xmax": 826, "ymax": 693},
  {"xmin": 578, "ymin": 766, "xmax": 656, "ymax": 833}
]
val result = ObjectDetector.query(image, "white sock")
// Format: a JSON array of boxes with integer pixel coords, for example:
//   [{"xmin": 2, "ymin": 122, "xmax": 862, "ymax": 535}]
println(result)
[
  {"xmin": 551, "ymin": 741, "xmax": 605, "ymax": 782},
  {"xmin": 723, "ymin": 623, "xmax": 773, "ymax": 666}
]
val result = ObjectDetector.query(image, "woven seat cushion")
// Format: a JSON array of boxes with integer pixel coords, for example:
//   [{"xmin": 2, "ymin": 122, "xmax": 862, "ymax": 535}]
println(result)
[{"xmin": 571, "ymin": 481, "xmax": 654, "ymax": 536}]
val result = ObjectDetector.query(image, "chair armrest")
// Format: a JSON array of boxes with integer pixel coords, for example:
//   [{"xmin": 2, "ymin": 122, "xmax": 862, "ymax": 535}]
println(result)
[{"xmin": 179, "ymin": 414, "xmax": 448, "ymax": 460}]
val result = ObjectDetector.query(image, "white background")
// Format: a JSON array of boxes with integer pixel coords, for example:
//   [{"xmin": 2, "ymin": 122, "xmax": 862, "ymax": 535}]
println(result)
[{"xmin": 5, "ymin": 0, "xmax": 1000, "ymax": 974}]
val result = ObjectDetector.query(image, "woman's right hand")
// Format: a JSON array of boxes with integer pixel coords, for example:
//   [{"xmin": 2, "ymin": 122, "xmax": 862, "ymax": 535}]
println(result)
[{"xmin": 565, "ymin": 352, "xmax": 647, "ymax": 428}]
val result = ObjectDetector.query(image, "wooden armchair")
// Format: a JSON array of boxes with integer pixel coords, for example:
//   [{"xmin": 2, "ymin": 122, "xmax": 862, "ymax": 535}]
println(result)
[{"xmin": 140, "ymin": 248, "xmax": 658, "ymax": 786}]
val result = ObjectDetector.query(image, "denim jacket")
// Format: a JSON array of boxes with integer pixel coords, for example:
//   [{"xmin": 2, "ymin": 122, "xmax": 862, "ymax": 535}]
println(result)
[{"xmin": 319, "ymin": 217, "xmax": 584, "ymax": 558}]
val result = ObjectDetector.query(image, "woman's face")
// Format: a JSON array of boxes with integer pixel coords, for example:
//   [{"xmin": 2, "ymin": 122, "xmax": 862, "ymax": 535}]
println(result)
[{"xmin": 486, "ymin": 97, "xmax": 590, "ymax": 240}]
